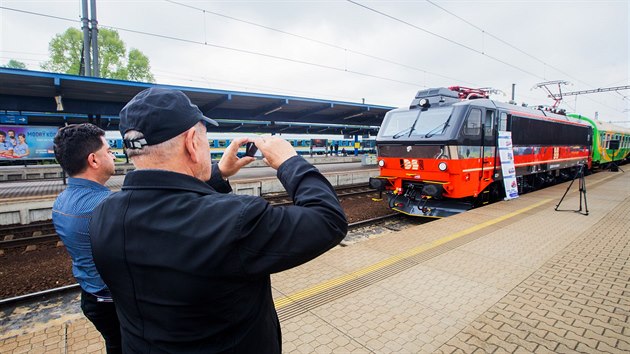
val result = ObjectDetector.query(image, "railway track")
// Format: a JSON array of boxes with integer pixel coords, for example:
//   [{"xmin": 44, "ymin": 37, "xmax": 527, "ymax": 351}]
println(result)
[
  {"xmin": 0, "ymin": 212, "xmax": 409, "ymax": 308},
  {"xmin": 266, "ymin": 183, "xmax": 375, "ymax": 205},
  {"xmin": 0, "ymin": 221, "xmax": 56, "ymax": 239},
  {"xmin": 0, "ymin": 184, "xmax": 377, "ymax": 249}
]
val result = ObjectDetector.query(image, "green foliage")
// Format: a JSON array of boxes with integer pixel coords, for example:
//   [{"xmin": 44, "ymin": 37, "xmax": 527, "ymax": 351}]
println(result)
[
  {"xmin": 127, "ymin": 48, "xmax": 155, "ymax": 82},
  {"xmin": 42, "ymin": 27, "xmax": 83, "ymax": 74},
  {"xmin": 42, "ymin": 27, "xmax": 154, "ymax": 83},
  {"xmin": 3, "ymin": 59, "xmax": 27, "ymax": 69},
  {"xmin": 98, "ymin": 29, "xmax": 126, "ymax": 79}
]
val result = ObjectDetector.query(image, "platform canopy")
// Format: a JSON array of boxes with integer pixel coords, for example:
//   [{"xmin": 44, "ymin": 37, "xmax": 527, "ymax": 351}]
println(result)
[{"xmin": 0, "ymin": 68, "xmax": 394, "ymax": 136}]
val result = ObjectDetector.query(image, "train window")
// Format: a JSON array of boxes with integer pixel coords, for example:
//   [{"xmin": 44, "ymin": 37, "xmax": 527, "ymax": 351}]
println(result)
[
  {"xmin": 380, "ymin": 107, "xmax": 453, "ymax": 137},
  {"xmin": 218, "ymin": 140, "xmax": 227, "ymax": 147},
  {"xmin": 464, "ymin": 109, "xmax": 482, "ymax": 135},
  {"xmin": 499, "ymin": 112, "xmax": 508, "ymax": 131},
  {"xmin": 484, "ymin": 111, "xmax": 494, "ymax": 136}
]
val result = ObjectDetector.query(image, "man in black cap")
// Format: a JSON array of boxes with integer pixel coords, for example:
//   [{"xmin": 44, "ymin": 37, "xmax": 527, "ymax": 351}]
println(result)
[{"xmin": 90, "ymin": 87, "xmax": 347, "ymax": 353}]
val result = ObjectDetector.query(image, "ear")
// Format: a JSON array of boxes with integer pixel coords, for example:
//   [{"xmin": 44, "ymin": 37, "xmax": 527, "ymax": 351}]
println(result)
[
  {"xmin": 184, "ymin": 127, "xmax": 200, "ymax": 163},
  {"xmin": 87, "ymin": 152, "xmax": 99, "ymax": 169}
]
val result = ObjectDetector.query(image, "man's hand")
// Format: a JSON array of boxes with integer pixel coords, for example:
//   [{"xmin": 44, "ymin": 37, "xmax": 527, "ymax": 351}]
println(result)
[
  {"xmin": 218, "ymin": 137, "xmax": 255, "ymax": 178},
  {"xmin": 253, "ymin": 136, "xmax": 297, "ymax": 170}
]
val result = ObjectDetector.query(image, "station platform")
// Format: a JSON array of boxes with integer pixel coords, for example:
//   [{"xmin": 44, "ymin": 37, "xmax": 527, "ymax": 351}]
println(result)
[{"xmin": 1, "ymin": 169, "xmax": 629, "ymax": 353}]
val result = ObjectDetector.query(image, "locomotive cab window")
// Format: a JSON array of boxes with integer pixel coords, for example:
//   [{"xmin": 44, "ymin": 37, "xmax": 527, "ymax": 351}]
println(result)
[
  {"xmin": 464, "ymin": 108, "xmax": 482, "ymax": 135},
  {"xmin": 379, "ymin": 107, "xmax": 453, "ymax": 138}
]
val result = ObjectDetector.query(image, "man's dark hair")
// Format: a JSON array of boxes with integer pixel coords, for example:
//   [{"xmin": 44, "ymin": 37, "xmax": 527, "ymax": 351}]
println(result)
[
  {"xmin": 54, "ymin": 123, "xmax": 106, "ymax": 176},
  {"xmin": 0, "ymin": 131, "xmax": 6, "ymax": 137}
]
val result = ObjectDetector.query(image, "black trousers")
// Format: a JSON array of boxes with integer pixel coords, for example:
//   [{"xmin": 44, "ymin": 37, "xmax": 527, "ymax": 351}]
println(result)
[{"xmin": 80, "ymin": 290, "xmax": 122, "ymax": 354}]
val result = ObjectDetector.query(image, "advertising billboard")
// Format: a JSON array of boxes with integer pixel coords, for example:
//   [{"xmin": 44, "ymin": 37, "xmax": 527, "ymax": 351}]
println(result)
[{"xmin": 0, "ymin": 125, "xmax": 57, "ymax": 160}]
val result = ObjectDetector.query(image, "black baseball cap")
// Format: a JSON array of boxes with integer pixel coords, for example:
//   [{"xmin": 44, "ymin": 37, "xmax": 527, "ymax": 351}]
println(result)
[{"xmin": 119, "ymin": 87, "xmax": 218, "ymax": 149}]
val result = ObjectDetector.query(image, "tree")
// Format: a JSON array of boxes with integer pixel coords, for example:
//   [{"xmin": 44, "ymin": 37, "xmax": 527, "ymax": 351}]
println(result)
[
  {"xmin": 42, "ymin": 27, "xmax": 154, "ymax": 83},
  {"xmin": 127, "ymin": 49, "xmax": 154, "ymax": 82},
  {"xmin": 3, "ymin": 60, "xmax": 28, "ymax": 69},
  {"xmin": 42, "ymin": 28, "xmax": 83, "ymax": 75}
]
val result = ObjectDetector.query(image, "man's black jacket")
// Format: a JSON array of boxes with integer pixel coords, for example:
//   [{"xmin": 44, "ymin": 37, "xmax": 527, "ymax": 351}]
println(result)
[{"xmin": 90, "ymin": 156, "xmax": 347, "ymax": 353}]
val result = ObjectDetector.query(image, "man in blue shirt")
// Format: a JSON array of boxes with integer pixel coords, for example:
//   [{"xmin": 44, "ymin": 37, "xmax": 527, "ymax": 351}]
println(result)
[{"xmin": 52, "ymin": 123, "xmax": 121, "ymax": 354}]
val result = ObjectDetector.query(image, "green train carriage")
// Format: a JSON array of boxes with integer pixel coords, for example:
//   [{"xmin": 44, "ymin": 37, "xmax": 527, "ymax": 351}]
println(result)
[{"xmin": 568, "ymin": 114, "xmax": 630, "ymax": 168}]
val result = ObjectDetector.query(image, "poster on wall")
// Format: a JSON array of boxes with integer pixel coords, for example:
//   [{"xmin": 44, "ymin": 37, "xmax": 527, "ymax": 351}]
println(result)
[{"xmin": 0, "ymin": 125, "xmax": 57, "ymax": 160}]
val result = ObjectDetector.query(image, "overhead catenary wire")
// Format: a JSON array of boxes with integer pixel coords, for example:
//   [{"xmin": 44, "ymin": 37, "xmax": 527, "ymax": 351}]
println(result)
[
  {"xmin": 346, "ymin": 0, "xmax": 544, "ymax": 80},
  {"xmin": 1, "ymin": 3, "xmax": 627, "ymax": 117},
  {"xmin": 346, "ymin": 0, "xmax": 626, "ymax": 115},
  {"xmin": 423, "ymin": 0, "xmax": 625, "ymax": 109},
  {"xmin": 0, "ymin": 5, "xmax": 426, "ymax": 90},
  {"xmin": 424, "ymin": 0, "xmax": 562, "ymax": 75},
  {"xmin": 164, "ymin": 0, "xmax": 477, "ymax": 86}
]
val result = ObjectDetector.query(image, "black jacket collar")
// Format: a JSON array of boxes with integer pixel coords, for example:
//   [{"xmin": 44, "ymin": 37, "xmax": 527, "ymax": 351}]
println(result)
[{"xmin": 122, "ymin": 169, "xmax": 214, "ymax": 194}]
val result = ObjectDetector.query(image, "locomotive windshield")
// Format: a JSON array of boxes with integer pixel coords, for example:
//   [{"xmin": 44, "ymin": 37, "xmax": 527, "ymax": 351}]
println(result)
[{"xmin": 379, "ymin": 107, "xmax": 453, "ymax": 139}]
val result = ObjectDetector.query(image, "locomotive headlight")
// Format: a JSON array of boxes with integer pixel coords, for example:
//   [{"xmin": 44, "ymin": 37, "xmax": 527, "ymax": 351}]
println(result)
[
  {"xmin": 438, "ymin": 162, "xmax": 448, "ymax": 171},
  {"xmin": 378, "ymin": 159, "xmax": 385, "ymax": 167}
]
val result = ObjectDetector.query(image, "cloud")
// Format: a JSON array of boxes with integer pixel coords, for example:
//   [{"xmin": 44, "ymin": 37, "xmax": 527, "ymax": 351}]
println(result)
[{"xmin": 1, "ymin": 0, "xmax": 628, "ymax": 123}]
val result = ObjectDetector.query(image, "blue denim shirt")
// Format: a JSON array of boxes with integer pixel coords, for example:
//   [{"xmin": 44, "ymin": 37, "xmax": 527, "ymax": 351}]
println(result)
[{"xmin": 53, "ymin": 177, "xmax": 112, "ymax": 298}]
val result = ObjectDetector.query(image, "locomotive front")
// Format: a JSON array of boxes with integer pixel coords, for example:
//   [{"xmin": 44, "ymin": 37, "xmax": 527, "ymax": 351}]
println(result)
[{"xmin": 369, "ymin": 87, "xmax": 498, "ymax": 217}]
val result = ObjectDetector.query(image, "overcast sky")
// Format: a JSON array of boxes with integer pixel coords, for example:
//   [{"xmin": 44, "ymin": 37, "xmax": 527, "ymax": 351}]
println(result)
[{"xmin": 1, "ymin": 0, "xmax": 629, "ymax": 126}]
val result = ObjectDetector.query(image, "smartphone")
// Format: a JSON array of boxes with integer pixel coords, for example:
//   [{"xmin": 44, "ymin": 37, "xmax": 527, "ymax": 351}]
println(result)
[{"xmin": 245, "ymin": 142, "xmax": 259, "ymax": 157}]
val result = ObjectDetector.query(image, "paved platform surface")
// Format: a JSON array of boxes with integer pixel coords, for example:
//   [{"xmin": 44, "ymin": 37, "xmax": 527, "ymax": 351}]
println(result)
[{"xmin": 1, "ymin": 169, "xmax": 628, "ymax": 353}]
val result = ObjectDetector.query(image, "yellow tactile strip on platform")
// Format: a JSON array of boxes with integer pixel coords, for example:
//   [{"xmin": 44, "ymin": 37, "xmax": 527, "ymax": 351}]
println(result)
[{"xmin": 275, "ymin": 199, "xmax": 552, "ymax": 321}]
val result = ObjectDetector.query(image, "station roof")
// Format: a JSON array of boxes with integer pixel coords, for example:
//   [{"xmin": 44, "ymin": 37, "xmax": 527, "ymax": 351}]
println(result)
[{"xmin": 0, "ymin": 68, "xmax": 394, "ymax": 135}]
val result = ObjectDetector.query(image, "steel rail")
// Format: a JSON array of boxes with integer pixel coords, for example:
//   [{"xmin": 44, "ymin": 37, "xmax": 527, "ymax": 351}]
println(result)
[
  {"xmin": 0, "ymin": 284, "xmax": 80, "ymax": 309},
  {"xmin": 1, "ymin": 212, "xmax": 403, "ymax": 306},
  {"xmin": 0, "ymin": 234, "xmax": 59, "ymax": 249},
  {"xmin": 0, "ymin": 184, "xmax": 377, "ymax": 247}
]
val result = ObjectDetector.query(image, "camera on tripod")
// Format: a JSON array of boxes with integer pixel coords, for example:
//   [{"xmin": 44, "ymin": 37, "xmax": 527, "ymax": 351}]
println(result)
[
  {"xmin": 555, "ymin": 162, "xmax": 588, "ymax": 216},
  {"xmin": 608, "ymin": 140, "xmax": 622, "ymax": 172}
]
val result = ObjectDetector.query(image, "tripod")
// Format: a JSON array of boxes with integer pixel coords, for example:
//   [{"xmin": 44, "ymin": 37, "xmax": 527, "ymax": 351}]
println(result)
[
  {"xmin": 608, "ymin": 148, "xmax": 624, "ymax": 173},
  {"xmin": 555, "ymin": 163, "xmax": 588, "ymax": 216}
]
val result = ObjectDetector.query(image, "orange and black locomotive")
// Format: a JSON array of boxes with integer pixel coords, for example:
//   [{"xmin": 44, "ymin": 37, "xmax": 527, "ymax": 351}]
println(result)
[{"xmin": 369, "ymin": 86, "xmax": 592, "ymax": 218}]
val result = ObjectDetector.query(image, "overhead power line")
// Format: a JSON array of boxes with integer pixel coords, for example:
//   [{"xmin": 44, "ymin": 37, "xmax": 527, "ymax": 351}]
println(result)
[
  {"xmin": 0, "ymin": 6, "xmax": 77, "ymax": 24},
  {"xmin": 424, "ymin": 0, "xmax": 578, "ymax": 83},
  {"xmin": 164, "ymin": 0, "xmax": 476, "ymax": 86},
  {"xmin": 348, "ymin": 0, "xmax": 626, "ymax": 114},
  {"xmin": 0, "ymin": 5, "xmax": 425, "ymax": 89},
  {"xmin": 346, "ymin": 0, "xmax": 543, "ymax": 80},
  {"xmin": 422, "ymin": 0, "xmax": 621, "ymax": 112}
]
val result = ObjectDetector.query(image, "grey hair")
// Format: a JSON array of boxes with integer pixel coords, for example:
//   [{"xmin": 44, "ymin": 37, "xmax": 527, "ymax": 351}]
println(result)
[{"xmin": 124, "ymin": 123, "xmax": 206, "ymax": 162}]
